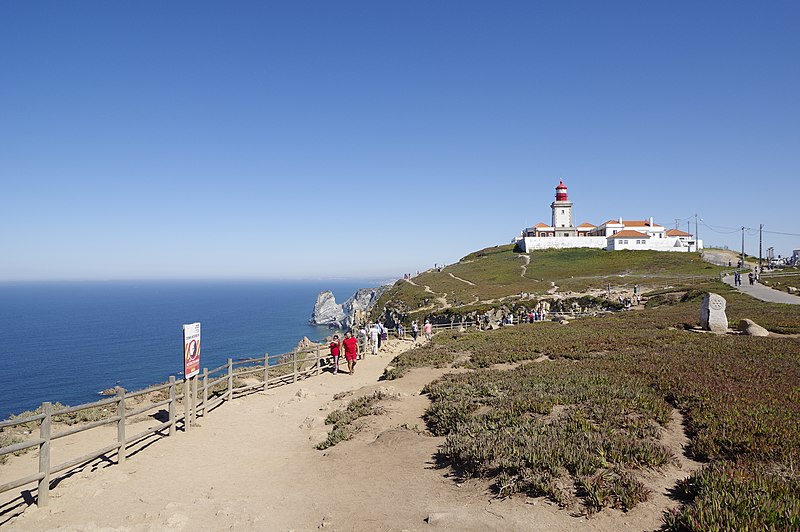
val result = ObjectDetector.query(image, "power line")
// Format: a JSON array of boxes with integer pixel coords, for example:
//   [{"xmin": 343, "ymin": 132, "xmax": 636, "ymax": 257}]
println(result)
[
  {"xmin": 696, "ymin": 219, "xmax": 800, "ymax": 237},
  {"xmin": 762, "ymin": 229, "xmax": 800, "ymax": 237},
  {"xmin": 699, "ymin": 221, "xmax": 743, "ymax": 234}
]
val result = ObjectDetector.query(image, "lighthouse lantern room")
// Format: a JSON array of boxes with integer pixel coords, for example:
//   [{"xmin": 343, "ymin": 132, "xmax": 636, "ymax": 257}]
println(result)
[{"xmin": 551, "ymin": 179, "xmax": 573, "ymax": 229}]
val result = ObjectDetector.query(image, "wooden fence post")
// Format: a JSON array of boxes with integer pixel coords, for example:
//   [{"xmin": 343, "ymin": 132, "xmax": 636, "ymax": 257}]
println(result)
[
  {"xmin": 183, "ymin": 377, "xmax": 191, "ymax": 430},
  {"xmin": 168, "ymin": 376, "xmax": 176, "ymax": 436},
  {"xmin": 227, "ymin": 358, "xmax": 233, "ymax": 400},
  {"xmin": 202, "ymin": 368, "xmax": 208, "ymax": 417},
  {"xmin": 37, "ymin": 401, "xmax": 52, "ymax": 507},
  {"xmin": 116, "ymin": 387, "xmax": 126, "ymax": 463},
  {"xmin": 189, "ymin": 375, "xmax": 197, "ymax": 426},
  {"xmin": 316, "ymin": 346, "xmax": 321, "ymax": 376},
  {"xmin": 264, "ymin": 353, "xmax": 270, "ymax": 386},
  {"xmin": 292, "ymin": 351, "xmax": 298, "ymax": 383}
]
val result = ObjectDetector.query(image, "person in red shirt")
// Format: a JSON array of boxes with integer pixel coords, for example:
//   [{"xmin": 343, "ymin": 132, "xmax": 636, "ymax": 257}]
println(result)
[
  {"xmin": 329, "ymin": 334, "xmax": 341, "ymax": 374},
  {"xmin": 341, "ymin": 331, "xmax": 359, "ymax": 375}
]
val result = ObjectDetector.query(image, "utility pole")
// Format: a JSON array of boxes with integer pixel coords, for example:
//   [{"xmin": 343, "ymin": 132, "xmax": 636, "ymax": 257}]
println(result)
[
  {"xmin": 674, "ymin": 218, "xmax": 680, "ymax": 230},
  {"xmin": 741, "ymin": 227, "xmax": 746, "ymax": 269},
  {"xmin": 694, "ymin": 214, "xmax": 699, "ymax": 245},
  {"xmin": 759, "ymin": 224, "xmax": 763, "ymax": 273}
]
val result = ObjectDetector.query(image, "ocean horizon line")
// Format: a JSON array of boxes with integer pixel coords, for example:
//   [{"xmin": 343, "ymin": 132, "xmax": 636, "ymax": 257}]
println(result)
[{"xmin": 0, "ymin": 276, "xmax": 399, "ymax": 285}]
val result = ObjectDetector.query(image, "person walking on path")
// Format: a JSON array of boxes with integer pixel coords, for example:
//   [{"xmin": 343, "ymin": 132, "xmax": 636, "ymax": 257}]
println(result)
[
  {"xmin": 424, "ymin": 320, "xmax": 432, "ymax": 341},
  {"xmin": 369, "ymin": 323, "xmax": 380, "ymax": 355},
  {"xmin": 376, "ymin": 322, "xmax": 384, "ymax": 349},
  {"xmin": 396, "ymin": 322, "xmax": 404, "ymax": 339},
  {"xmin": 748, "ymin": 272, "xmax": 755, "ymax": 285},
  {"xmin": 411, "ymin": 320, "xmax": 419, "ymax": 343},
  {"xmin": 329, "ymin": 334, "xmax": 341, "ymax": 374},
  {"xmin": 342, "ymin": 331, "xmax": 358, "ymax": 375}
]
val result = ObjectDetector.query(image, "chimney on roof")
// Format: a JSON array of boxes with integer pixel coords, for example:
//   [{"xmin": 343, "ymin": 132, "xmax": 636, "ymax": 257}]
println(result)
[
  {"xmin": 649, "ymin": 217, "xmax": 653, "ymax": 226},
  {"xmin": 618, "ymin": 217, "xmax": 622, "ymax": 224}
]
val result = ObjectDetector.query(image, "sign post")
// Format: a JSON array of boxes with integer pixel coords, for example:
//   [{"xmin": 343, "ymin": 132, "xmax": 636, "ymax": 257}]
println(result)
[{"xmin": 182, "ymin": 322, "xmax": 201, "ymax": 428}]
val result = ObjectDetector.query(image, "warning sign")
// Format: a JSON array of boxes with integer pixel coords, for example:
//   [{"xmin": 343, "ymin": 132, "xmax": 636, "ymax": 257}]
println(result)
[{"xmin": 182, "ymin": 322, "xmax": 201, "ymax": 379}]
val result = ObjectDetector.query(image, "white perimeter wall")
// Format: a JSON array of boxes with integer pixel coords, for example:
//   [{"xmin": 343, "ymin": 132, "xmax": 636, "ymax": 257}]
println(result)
[
  {"xmin": 522, "ymin": 236, "xmax": 704, "ymax": 252},
  {"xmin": 521, "ymin": 236, "xmax": 606, "ymax": 252}
]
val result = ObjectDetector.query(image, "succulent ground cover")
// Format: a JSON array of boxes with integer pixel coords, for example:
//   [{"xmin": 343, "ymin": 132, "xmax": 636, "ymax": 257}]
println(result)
[
  {"xmin": 385, "ymin": 281, "xmax": 800, "ymax": 527},
  {"xmin": 316, "ymin": 390, "xmax": 390, "ymax": 450},
  {"xmin": 423, "ymin": 363, "xmax": 675, "ymax": 513}
]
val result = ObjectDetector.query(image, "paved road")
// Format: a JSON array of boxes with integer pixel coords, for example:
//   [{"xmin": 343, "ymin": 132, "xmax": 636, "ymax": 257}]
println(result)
[{"xmin": 722, "ymin": 275, "xmax": 800, "ymax": 305}]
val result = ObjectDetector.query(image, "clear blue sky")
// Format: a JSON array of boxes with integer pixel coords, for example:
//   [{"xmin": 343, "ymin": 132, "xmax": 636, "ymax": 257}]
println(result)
[{"xmin": 2, "ymin": 1, "xmax": 798, "ymax": 281}]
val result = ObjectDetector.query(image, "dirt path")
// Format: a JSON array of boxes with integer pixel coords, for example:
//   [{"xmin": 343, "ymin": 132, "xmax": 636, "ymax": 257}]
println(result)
[
  {"xmin": 519, "ymin": 254, "xmax": 530, "ymax": 278},
  {"xmin": 403, "ymin": 279, "xmax": 450, "ymax": 311},
  {"xmin": 447, "ymin": 272, "xmax": 475, "ymax": 286},
  {"xmin": 3, "ymin": 337, "xmax": 699, "ymax": 531}
]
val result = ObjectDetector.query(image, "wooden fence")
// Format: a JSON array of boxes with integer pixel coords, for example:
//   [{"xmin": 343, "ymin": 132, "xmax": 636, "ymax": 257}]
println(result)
[{"xmin": 0, "ymin": 335, "xmax": 374, "ymax": 508}]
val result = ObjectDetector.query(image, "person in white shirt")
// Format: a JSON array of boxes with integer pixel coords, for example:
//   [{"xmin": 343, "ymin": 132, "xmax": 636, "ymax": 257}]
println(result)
[{"xmin": 369, "ymin": 323, "xmax": 380, "ymax": 355}]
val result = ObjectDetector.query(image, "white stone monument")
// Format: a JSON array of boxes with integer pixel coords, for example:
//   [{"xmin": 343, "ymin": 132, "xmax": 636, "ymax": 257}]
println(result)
[{"xmin": 700, "ymin": 293, "xmax": 728, "ymax": 333}]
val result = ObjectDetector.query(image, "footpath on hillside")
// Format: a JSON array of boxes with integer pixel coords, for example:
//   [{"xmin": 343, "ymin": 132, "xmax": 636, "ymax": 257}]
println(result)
[
  {"xmin": 722, "ymin": 275, "xmax": 800, "ymax": 305},
  {"xmin": 3, "ymin": 335, "xmax": 698, "ymax": 532}
]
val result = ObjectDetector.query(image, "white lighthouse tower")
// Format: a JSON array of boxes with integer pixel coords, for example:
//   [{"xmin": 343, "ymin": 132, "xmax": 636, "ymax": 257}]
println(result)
[{"xmin": 551, "ymin": 180, "xmax": 573, "ymax": 229}]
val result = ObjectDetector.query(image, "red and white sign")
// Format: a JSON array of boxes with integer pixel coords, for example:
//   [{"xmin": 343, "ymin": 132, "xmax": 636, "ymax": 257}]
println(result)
[{"xmin": 183, "ymin": 322, "xmax": 201, "ymax": 379}]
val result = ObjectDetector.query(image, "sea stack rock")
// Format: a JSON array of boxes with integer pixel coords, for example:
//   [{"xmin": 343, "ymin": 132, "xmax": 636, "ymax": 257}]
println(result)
[
  {"xmin": 310, "ymin": 291, "xmax": 345, "ymax": 326},
  {"xmin": 700, "ymin": 293, "xmax": 728, "ymax": 333}
]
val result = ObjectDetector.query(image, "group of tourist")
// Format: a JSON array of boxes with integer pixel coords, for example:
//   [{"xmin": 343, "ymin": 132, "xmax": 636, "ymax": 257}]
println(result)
[
  {"xmin": 733, "ymin": 270, "xmax": 759, "ymax": 286},
  {"xmin": 327, "ymin": 319, "xmax": 436, "ymax": 374},
  {"xmin": 327, "ymin": 331, "xmax": 359, "ymax": 375}
]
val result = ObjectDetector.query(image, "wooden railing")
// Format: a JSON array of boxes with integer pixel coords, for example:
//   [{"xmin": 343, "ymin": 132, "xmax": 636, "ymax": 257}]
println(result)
[{"xmin": 0, "ymin": 336, "xmax": 370, "ymax": 508}]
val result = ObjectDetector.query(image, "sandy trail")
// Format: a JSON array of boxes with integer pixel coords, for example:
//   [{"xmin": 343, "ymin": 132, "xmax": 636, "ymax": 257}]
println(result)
[
  {"xmin": 446, "ymin": 273, "xmax": 475, "ymax": 286},
  {"xmin": 3, "ymin": 337, "xmax": 698, "ymax": 531},
  {"xmin": 519, "ymin": 254, "xmax": 530, "ymax": 278}
]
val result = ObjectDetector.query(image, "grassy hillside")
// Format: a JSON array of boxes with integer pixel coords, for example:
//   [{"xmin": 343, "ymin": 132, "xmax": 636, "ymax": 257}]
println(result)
[
  {"xmin": 374, "ymin": 245, "xmax": 725, "ymax": 318},
  {"xmin": 385, "ymin": 280, "xmax": 800, "ymax": 527}
]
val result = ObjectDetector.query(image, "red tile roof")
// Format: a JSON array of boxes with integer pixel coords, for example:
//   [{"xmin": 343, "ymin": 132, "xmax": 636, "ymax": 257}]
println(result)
[
  {"xmin": 534, "ymin": 222, "xmax": 550, "ymax": 228},
  {"xmin": 666, "ymin": 229, "xmax": 692, "ymax": 237},
  {"xmin": 577, "ymin": 222, "xmax": 596, "ymax": 228},
  {"xmin": 622, "ymin": 220, "xmax": 651, "ymax": 227},
  {"xmin": 606, "ymin": 230, "xmax": 650, "ymax": 239},
  {"xmin": 604, "ymin": 219, "xmax": 622, "ymax": 225}
]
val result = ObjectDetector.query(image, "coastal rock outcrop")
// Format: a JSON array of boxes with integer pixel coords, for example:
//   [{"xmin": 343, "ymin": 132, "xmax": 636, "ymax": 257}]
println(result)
[
  {"xmin": 310, "ymin": 291, "xmax": 346, "ymax": 326},
  {"xmin": 342, "ymin": 287, "xmax": 387, "ymax": 326},
  {"xmin": 310, "ymin": 286, "xmax": 388, "ymax": 327}
]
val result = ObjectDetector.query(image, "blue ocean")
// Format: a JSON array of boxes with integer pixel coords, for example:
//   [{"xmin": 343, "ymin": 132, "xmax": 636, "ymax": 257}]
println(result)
[{"xmin": 0, "ymin": 280, "xmax": 377, "ymax": 419}]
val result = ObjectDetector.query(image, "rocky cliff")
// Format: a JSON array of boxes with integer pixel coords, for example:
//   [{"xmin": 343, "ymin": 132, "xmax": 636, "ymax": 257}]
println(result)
[
  {"xmin": 310, "ymin": 286, "xmax": 388, "ymax": 328},
  {"xmin": 310, "ymin": 291, "xmax": 346, "ymax": 326}
]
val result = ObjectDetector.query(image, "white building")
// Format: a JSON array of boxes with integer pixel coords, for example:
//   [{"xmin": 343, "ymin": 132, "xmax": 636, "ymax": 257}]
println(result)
[{"xmin": 515, "ymin": 180, "xmax": 703, "ymax": 253}]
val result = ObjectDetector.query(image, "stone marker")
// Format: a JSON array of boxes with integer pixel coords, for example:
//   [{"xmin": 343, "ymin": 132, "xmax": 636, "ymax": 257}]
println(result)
[
  {"xmin": 738, "ymin": 319, "xmax": 770, "ymax": 337},
  {"xmin": 700, "ymin": 293, "xmax": 728, "ymax": 333}
]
